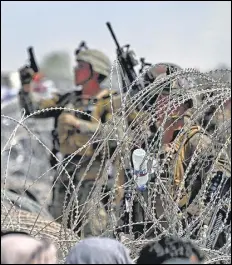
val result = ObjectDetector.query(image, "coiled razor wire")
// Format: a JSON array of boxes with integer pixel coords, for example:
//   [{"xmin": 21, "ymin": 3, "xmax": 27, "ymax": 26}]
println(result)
[{"xmin": 1, "ymin": 61, "xmax": 231, "ymax": 264}]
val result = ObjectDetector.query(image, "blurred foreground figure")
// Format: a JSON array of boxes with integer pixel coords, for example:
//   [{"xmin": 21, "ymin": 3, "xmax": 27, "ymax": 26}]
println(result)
[
  {"xmin": 1, "ymin": 231, "xmax": 57, "ymax": 264},
  {"xmin": 65, "ymin": 237, "xmax": 133, "ymax": 264},
  {"xmin": 136, "ymin": 236, "xmax": 204, "ymax": 264}
]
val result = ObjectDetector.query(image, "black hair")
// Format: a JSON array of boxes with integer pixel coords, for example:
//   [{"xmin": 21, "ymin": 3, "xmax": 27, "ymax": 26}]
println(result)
[{"xmin": 137, "ymin": 236, "xmax": 205, "ymax": 264}]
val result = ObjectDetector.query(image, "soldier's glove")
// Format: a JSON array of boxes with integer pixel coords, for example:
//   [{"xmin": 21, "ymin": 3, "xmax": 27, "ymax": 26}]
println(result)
[{"xmin": 19, "ymin": 66, "xmax": 34, "ymax": 85}]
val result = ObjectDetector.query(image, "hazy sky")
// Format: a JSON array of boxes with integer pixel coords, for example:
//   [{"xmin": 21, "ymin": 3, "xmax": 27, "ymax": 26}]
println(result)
[{"xmin": 1, "ymin": 1, "xmax": 231, "ymax": 72}]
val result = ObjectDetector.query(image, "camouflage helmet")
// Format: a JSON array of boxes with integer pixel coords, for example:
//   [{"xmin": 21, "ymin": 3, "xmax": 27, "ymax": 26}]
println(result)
[
  {"xmin": 143, "ymin": 62, "xmax": 194, "ymax": 109},
  {"xmin": 144, "ymin": 62, "xmax": 183, "ymax": 94},
  {"xmin": 75, "ymin": 49, "xmax": 111, "ymax": 78},
  {"xmin": 145, "ymin": 62, "xmax": 182, "ymax": 83},
  {"xmin": 152, "ymin": 63, "xmax": 196, "ymax": 108}
]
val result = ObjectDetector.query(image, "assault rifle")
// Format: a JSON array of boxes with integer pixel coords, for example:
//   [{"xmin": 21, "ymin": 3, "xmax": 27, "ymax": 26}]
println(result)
[{"xmin": 106, "ymin": 22, "xmax": 143, "ymax": 94}]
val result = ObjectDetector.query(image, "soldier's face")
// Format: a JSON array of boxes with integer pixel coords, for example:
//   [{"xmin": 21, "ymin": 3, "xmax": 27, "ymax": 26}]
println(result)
[
  {"xmin": 155, "ymin": 93, "xmax": 187, "ymax": 144},
  {"xmin": 155, "ymin": 94, "xmax": 186, "ymax": 124},
  {"xmin": 74, "ymin": 61, "xmax": 92, "ymax": 85},
  {"xmin": 162, "ymin": 118, "xmax": 184, "ymax": 144}
]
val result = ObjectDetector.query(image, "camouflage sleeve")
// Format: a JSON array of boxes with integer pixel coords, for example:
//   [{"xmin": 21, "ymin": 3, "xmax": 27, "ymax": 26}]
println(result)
[
  {"xmin": 18, "ymin": 89, "xmax": 61, "ymax": 118},
  {"xmin": 58, "ymin": 112, "xmax": 100, "ymax": 141}
]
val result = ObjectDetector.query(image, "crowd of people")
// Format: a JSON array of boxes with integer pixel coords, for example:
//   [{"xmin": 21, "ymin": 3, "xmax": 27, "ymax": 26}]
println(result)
[{"xmin": 1, "ymin": 232, "xmax": 205, "ymax": 264}]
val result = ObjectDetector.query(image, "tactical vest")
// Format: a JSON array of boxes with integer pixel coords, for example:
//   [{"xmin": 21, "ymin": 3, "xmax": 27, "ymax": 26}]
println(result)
[{"xmin": 167, "ymin": 119, "xmax": 230, "ymax": 208}]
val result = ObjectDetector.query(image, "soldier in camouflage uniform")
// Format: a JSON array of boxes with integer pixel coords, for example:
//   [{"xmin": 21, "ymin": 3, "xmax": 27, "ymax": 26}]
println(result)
[
  {"xmin": 18, "ymin": 46, "xmax": 129, "ymax": 236},
  {"xmin": 145, "ymin": 64, "xmax": 230, "ymax": 233},
  {"xmin": 54, "ymin": 49, "xmax": 138, "ymax": 236}
]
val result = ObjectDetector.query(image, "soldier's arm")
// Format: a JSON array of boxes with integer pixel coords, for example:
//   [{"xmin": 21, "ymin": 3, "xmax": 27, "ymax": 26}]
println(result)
[
  {"xmin": 58, "ymin": 112, "xmax": 100, "ymax": 135},
  {"xmin": 73, "ymin": 118, "xmax": 100, "ymax": 134},
  {"xmin": 57, "ymin": 91, "xmax": 113, "ymax": 145}
]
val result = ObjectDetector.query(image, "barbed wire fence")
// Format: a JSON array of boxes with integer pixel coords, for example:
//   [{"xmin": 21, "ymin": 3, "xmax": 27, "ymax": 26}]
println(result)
[{"xmin": 1, "ymin": 61, "xmax": 231, "ymax": 264}]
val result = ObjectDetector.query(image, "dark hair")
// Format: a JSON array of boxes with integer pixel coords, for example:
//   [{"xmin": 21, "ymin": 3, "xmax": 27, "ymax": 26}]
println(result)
[
  {"xmin": 1, "ymin": 230, "xmax": 29, "ymax": 237},
  {"xmin": 137, "ymin": 236, "xmax": 205, "ymax": 264}
]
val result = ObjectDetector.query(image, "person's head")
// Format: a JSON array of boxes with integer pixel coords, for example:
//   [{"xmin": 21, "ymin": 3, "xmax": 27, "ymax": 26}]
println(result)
[
  {"xmin": 74, "ymin": 49, "xmax": 111, "ymax": 97},
  {"xmin": 143, "ymin": 62, "xmax": 182, "ymax": 87},
  {"xmin": 142, "ymin": 63, "xmax": 192, "ymax": 136},
  {"xmin": 1, "ymin": 231, "xmax": 57, "ymax": 264},
  {"xmin": 136, "ymin": 236, "xmax": 205, "ymax": 264},
  {"xmin": 65, "ymin": 237, "xmax": 133, "ymax": 264},
  {"xmin": 156, "ymin": 92, "xmax": 193, "ymax": 144},
  {"xmin": 145, "ymin": 63, "xmax": 194, "ymax": 143}
]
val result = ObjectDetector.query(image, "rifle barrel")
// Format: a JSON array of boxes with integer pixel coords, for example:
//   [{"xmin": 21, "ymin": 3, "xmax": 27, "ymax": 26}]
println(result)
[
  {"xmin": 106, "ymin": 22, "xmax": 121, "ymax": 51},
  {"xmin": 27, "ymin": 46, "xmax": 39, "ymax": 72},
  {"xmin": 28, "ymin": 47, "xmax": 33, "ymax": 58}
]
